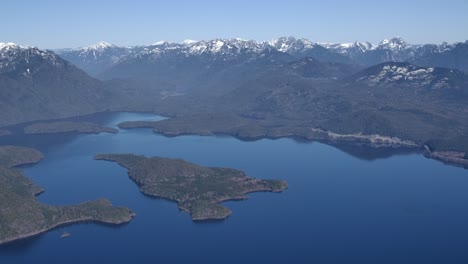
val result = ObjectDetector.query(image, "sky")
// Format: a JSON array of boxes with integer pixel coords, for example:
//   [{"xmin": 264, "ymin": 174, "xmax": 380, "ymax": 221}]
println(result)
[{"xmin": 2, "ymin": 0, "xmax": 468, "ymax": 49}]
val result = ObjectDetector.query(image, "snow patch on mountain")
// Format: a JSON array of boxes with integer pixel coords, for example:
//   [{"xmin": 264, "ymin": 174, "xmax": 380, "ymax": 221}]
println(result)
[{"xmin": 356, "ymin": 63, "xmax": 450, "ymax": 89}]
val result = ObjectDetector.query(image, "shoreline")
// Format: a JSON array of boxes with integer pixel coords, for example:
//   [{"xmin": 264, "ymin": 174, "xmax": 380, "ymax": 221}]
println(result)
[
  {"xmin": 120, "ymin": 120, "xmax": 468, "ymax": 169},
  {"xmin": 0, "ymin": 213, "xmax": 136, "ymax": 246},
  {"xmin": 0, "ymin": 146, "xmax": 137, "ymax": 246},
  {"xmin": 423, "ymin": 145, "xmax": 468, "ymax": 168},
  {"xmin": 23, "ymin": 121, "xmax": 118, "ymax": 135},
  {"xmin": 2, "ymin": 110, "xmax": 463, "ymax": 168},
  {"xmin": 2, "ymin": 109, "xmax": 466, "ymax": 169}
]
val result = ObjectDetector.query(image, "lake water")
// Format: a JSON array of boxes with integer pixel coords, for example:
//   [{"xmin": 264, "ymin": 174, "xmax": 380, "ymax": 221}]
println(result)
[{"xmin": 1, "ymin": 112, "xmax": 468, "ymax": 263}]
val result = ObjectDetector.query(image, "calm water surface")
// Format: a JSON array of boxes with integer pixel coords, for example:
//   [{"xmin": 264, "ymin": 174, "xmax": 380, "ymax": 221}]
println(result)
[{"xmin": 0, "ymin": 112, "xmax": 467, "ymax": 263}]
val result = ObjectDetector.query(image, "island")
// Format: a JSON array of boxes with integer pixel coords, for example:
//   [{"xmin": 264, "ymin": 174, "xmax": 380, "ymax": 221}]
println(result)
[
  {"xmin": 0, "ymin": 129, "xmax": 11, "ymax": 137},
  {"xmin": 24, "ymin": 121, "xmax": 118, "ymax": 135},
  {"xmin": 95, "ymin": 153, "xmax": 288, "ymax": 221},
  {"xmin": 0, "ymin": 146, "xmax": 135, "ymax": 245}
]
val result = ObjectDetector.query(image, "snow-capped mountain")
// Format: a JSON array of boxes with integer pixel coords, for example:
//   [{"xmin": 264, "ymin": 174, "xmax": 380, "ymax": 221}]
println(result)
[
  {"xmin": 323, "ymin": 41, "xmax": 375, "ymax": 54},
  {"xmin": 265, "ymin": 36, "xmax": 419, "ymax": 64},
  {"xmin": 268, "ymin": 37, "xmax": 316, "ymax": 54},
  {"xmin": 132, "ymin": 38, "xmax": 270, "ymax": 58},
  {"xmin": 410, "ymin": 41, "xmax": 468, "ymax": 72},
  {"xmin": 0, "ymin": 42, "xmax": 67, "ymax": 76},
  {"xmin": 70, "ymin": 41, "xmax": 128, "ymax": 60},
  {"xmin": 321, "ymin": 37, "xmax": 467, "ymax": 70},
  {"xmin": 0, "ymin": 42, "xmax": 111, "ymax": 126},
  {"xmin": 60, "ymin": 41, "xmax": 131, "ymax": 77},
  {"xmin": 184, "ymin": 38, "xmax": 269, "ymax": 56},
  {"xmin": 377, "ymin": 36, "xmax": 410, "ymax": 51},
  {"xmin": 55, "ymin": 37, "xmax": 468, "ymax": 77},
  {"xmin": 267, "ymin": 36, "xmax": 353, "ymax": 63},
  {"xmin": 97, "ymin": 38, "xmax": 293, "ymax": 81}
]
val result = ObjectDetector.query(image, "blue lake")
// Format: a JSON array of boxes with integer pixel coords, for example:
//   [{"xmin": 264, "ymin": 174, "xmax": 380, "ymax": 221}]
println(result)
[{"xmin": 1, "ymin": 112, "xmax": 468, "ymax": 263}]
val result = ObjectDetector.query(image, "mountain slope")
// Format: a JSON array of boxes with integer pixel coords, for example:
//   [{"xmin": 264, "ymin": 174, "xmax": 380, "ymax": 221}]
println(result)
[
  {"xmin": 186, "ymin": 61, "xmax": 468, "ymax": 155},
  {"xmin": 286, "ymin": 57, "xmax": 362, "ymax": 79},
  {"xmin": 0, "ymin": 43, "xmax": 114, "ymax": 127}
]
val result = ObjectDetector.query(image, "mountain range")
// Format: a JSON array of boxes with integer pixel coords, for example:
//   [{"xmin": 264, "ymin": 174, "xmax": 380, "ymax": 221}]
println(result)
[
  {"xmin": 56, "ymin": 37, "xmax": 468, "ymax": 78},
  {"xmin": 1, "ymin": 37, "xmax": 468, "ymax": 161}
]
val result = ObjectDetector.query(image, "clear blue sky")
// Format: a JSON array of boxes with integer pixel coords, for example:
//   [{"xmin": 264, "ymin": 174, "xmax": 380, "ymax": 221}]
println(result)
[{"xmin": 2, "ymin": 0, "xmax": 467, "ymax": 49}]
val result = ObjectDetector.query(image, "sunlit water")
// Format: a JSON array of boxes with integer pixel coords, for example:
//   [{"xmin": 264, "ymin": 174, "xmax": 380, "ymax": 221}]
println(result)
[{"xmin": 0, "ymin": 112, "xmax": 467, "ymax": 263}]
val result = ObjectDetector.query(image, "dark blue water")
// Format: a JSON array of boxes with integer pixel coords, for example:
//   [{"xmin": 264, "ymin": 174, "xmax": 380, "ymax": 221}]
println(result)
[{"xmin": 1, "ymin": 112, "xmax": 468, "ymax": 263}]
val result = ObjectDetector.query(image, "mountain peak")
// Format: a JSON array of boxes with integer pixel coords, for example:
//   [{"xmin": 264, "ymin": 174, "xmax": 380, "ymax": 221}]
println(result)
[
  {"xmin": 152, "ymin": 41, "xmax": 175, "ymax": 46},
  {"xmin": 85, "ymin": 41, "xmax": 115, "ymax": 50},
  {"xmin": 268, "ymin": 36, "xmax": 315, "ymax": 53},
  {"xmin": 182, "ymin": 39, "xmax": 197, "ymax": 45},
  {"xmin": 378, "ymin": 36, "xmax": 409, "ymax": 50},
  {"xmin": 0, "ymin": 42, "xmax": 24, "ymax": 50},
  {"xmin": 0, "ymin": 44, "xmax": 67, "ymax": 75}
]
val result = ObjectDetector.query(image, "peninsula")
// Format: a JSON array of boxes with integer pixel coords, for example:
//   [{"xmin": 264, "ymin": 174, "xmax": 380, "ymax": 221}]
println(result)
[
  {"xmin": 424, "ymin": 145, "xmax": 468, "ymax": 168},
  {"xmin": 118, "ymin": 114, "xmax": 419, "ymax": 148},
  {"xmin": 0, "ymin": 145, "xmax": 44, "ymax": 167},
  {"xmin": 0, "ymin": 146, "xmax": 135, "ymax": 245},
  {"xmin": 95, "ymin": 154, "xmax": 288, "ymax": 220},
  {"xmin": 24, "ymin": 121, "xmax": 118, "ymax": 135},
  {"xmin": 118, "ymin": 113, "xmax": 468, "ymax": 168}
]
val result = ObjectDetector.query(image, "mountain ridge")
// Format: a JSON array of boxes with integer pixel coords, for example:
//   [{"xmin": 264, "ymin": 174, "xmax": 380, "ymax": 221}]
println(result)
[{"xmin": 49, "ymin": 37, "xmax": 468, "ymax": 77}]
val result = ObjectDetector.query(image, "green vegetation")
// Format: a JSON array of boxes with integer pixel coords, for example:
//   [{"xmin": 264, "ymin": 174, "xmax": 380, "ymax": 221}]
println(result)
[
  {"xmin": 0, "ymin": 146, "xmax": 44, "ymax": 168},
  {"xmin": 95, "ymin": 154, "xmax": 288, "ymax": 221},
  {"xmin": 24, "ymin": 121, "xmax": 118, "ymax": 134},
  {"xmin": 0, "ymin": 146, "xmax": 135, "ymax": 245}
]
